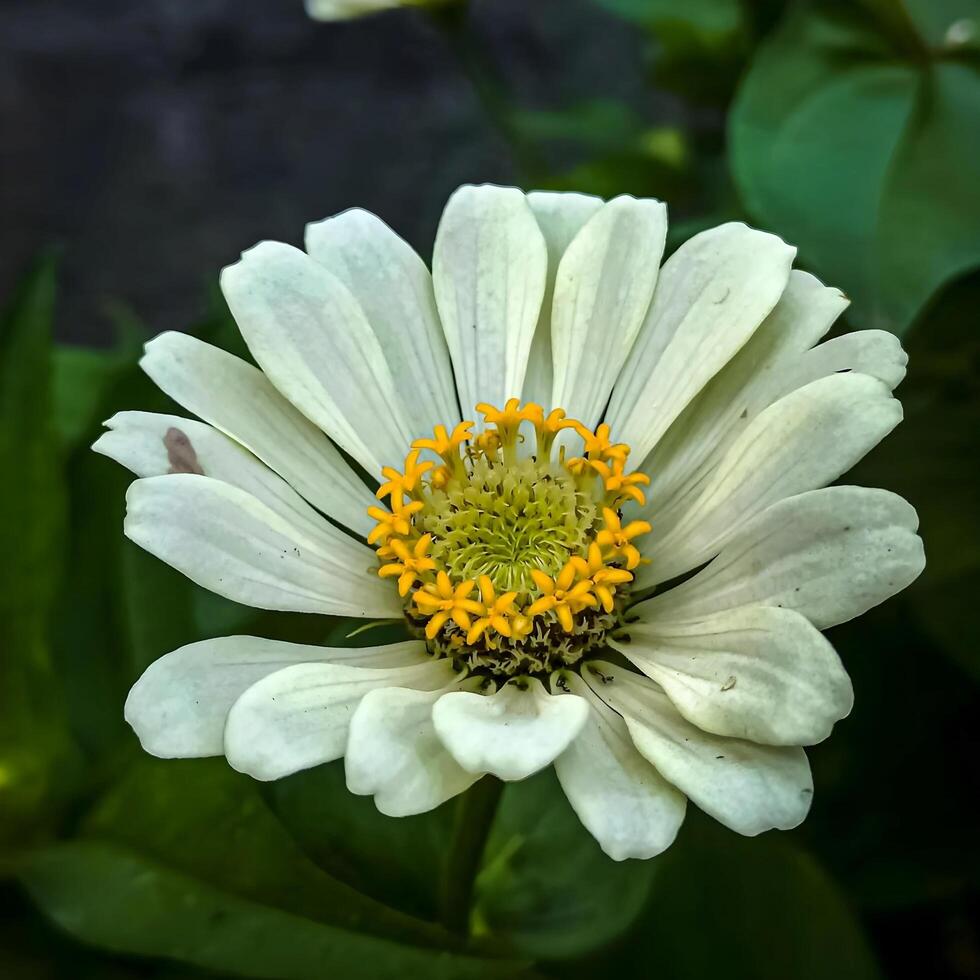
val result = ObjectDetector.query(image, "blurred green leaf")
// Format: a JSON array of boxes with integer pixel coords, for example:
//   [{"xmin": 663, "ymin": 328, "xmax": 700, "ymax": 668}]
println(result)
[
  {"xmin": 267, "ymin": 759, "xmax": 452, "ymax": 920},
  {"xmin": 850, "ymin": 272, "xmax": 980, "ymax": 679},
  {"xmin": 730, "ymin": 2, "xmax": 980, "ymax": 335},
  {"xmin": 0, "ymin": 256, "xmax": 79, "ymax": 850},
  {"xmin": 20, "ymin": 757, "xmax": 526, "ymax": 978},
  {"xmin": 595, "ymin": 0, "xmax": 748, "ymax": 102},
  {"xmin": 51, "ymin": 309, "xmax": 143, "ymax": 454},
  {"xmin": 473, "ymin": 769, "xmax": 655, "ymax": 960},
  {"xmin": 512, "ymin": 100, "xmax": 647, "ymax": 154},
  {"xmin": 573, "ymin": 814, "xmax": 880, "ymax": 979},
  {"xmin": 22, "ymin": 841, "xmax": 523, "ymax": 980}
]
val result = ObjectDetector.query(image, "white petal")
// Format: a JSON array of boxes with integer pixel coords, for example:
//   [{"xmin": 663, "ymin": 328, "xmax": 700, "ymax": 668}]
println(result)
[
  {"xmin": 549, "ymin": 195, "xmax": 667, "ymax": 430},
  {"xmin": 224, "ymin": 658, "xmax": 455, "ymax": 781},
  {"xmin": 432, "ymin": 184, "xmax": 548, "ymax": 414},
  {"xmin": 305, "ymin": 0, "xmax": 396, "ymax": 21},
  {"xmin": 125, "ymin": 636, "xmax": 426, "ymax": 758},
  {"xmin": 640, "ymin": 372, "xmax": 903, "ymax": 588},
  {"xmin": 304, "ymin": 208, "xmax": 460, "ymax": 436},
  {"xmin": 633, "ymin": 270, "xmax": 847, "ymax": 528},
  {"xmin": 432, "ymin": 676, "xmax": 589, "ymax": 781},
  {"xmin": 608, "ymin": 222, "xmax": 796, "ymax": 464},
  {"xmin": 521, "ymin": 191, "xmax": 604, "ymax": 407},
  {"xmin": 124, "ymin": 474, "xmax": 399, "ymax": 618},
  {"xmin": 779, "ymin": 328, "xmax": 908, "ymax": 397},
  {"xmin": 95, "ymin": 412, "xmax": 347, "ymax": 544},
  {"xmin": 345, "ymin": 678, "xmax": 481, "ymax": 817},
  {"xmin": 642, "ymin": 486, "xmax": 925, "ymax": 629},
  {"xmin": 615, "ymin": 606, "xmax": 853, "ymax": 746},
  {"xmin": 140, "ymin": 333, "xmax": 374, "ymax": 537},
  {"xmin": 220, "ymin": 241, "xmax": 413, "ymax": 473},
  {"xmin": 585, "ymin": 662, "xmax": 813, "ymax": 836},
  {"xmin": 552, "ymin": 673, "xmax": 686, "ymax": 861}
]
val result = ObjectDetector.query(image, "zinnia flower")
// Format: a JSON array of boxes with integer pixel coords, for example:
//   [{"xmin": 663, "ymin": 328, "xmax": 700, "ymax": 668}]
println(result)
[
  {"xmin": 95, "ymin": 184, "xmax": 924, "ymax": 860},
  {"xmin": 305, "ymin": 0, "xmax": 440, "ymax": 22}
]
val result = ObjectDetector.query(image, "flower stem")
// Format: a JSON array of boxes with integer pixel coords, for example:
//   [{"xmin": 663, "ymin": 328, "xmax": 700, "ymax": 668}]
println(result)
[
  {"xmin": 440, "ymin": 775, "xmax": 504, "ymax": 936},
  {"xmin": 426, "ymin": 2, "xmax": 545, "ymax": 183}
]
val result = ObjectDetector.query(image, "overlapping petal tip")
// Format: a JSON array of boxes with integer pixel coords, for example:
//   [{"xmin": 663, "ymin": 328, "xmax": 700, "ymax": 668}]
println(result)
[
  {"xmin": 224, "ymin": 656, "xmax": 455, "ymax": 782},
  {"xmin": 345, "ymin": 677, "xmax": 483, "ymax": 817},
  {"xmin": 612, "ymin": 606, "xmax": 854, "ymax": 746},
  {"xmin": 585, "ymin": 662, "xmax": 815, "ymax": 837},
  {"xmin": 432, "ymin": 676, "xmax": 590, "ymax": 781},
  {"xmin": 125, "ymin": 637, "xmax": 428, "ymax": 759}
]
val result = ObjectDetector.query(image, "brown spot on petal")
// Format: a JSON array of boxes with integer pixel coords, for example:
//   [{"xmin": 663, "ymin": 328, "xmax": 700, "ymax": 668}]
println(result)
[
  {"xmin": 721, "ymin": 675, "xmax": 737, "ymax": 692},
  {"xmin": 164, "ymin": 427, "xmax": 204, "ymax": 475}
]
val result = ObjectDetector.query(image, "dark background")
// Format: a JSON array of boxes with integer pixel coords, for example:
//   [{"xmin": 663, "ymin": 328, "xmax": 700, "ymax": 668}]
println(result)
[
  {"xmin": 1, "ymin": 0, "xmax": 653, "ymax": 344},
  {"xmin": 2, "ymin": 1, "xmax": 979, "ymax": 978}
]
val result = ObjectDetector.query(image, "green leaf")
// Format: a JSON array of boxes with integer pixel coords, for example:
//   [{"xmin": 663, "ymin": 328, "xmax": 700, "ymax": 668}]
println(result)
[
  {"xmin": 473, "ymin": 769, "xmax": 655, "ymax": 960},
  {"xmin": 594, "ymin": 0, "xmax": 747, "ymax": 103},
  {"xmin": 51, "ymin": 316, "xmax": 143, "ymax": 454},
  {"xmin": 0, "ymin": 256, "xmax": 79, "ymax": 847},
  {"xmin": 596, "ymin": 0, "xmax": 741, "ymax": 36},
  {"xmin": 730, "ymin": 3, "xmax": 980, "ymax": 334},
  {"xmin": 586, "ymin": 814, "xmax": 880, "ymax": 979},
  {"xmin": 22, "ymin": 841, "xmax": 524, "ymax": 980},
  {"xmin": 849, "ymin": 272, "xmax": 980, "ymax": 680},
  {"xmin": 21, "ymin": 757, "xmax": 527, "ymax": 978},
  {"xmin": 267, "ymin": 760, "xmax": 453, "ymax": 920}
]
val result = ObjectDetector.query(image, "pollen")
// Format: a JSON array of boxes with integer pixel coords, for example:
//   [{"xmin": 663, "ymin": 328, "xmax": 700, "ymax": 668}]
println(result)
[{"xmin": 366, "ymin": 401, "xmax": 652, "ymax": 677}]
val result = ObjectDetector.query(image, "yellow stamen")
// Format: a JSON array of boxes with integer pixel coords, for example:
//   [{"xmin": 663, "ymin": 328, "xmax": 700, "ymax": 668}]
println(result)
[
  {"xmin": 526, "ymin": 562, "xmax": 598, "ymax": 632},
  {"xmin": 378, "ymin": 534, "xmax": 436, "ymax": 597},
  {"xmin": 413, "ymin": 571, "xmax": 483, "ymax": 639},
  {"xmin": 569, "ymin": 542, "xmax": 633, "ymax": 612},
  {"xmin": 429, "ymin": 464, "xmax": 452, "ymax": 491},
  {"xmin": 589, "ymin": 457, "xmax": 651, "ymax": 507},
  {"xmin": 466, "ymin": 575, "xmax": 519, "ymax": 644},
  {"xmin": 376, "ymin": 449, "xmax": 433, "ymax": 505},
  {"xmin": 473, "ymin": 430, "xmax": 502, "ymax": 459},
  {"xmin": 366, "ymin": 499, "xmax": 423, "ymax": 545},
  {"xmin": 572, "ymin": 422, "xmax": 630, "ymax": 463},
  {"xmin": 366, "ymin": 403, "xmax": 651, "ymax": 652},
  {"xmin": 596, "ymin": 507, "xmax": 651, "ymax": 570},
  {"xmin": 525, "ymin": 405, "xmax": 579, "ymax": 458},
  {"xmin": 413, "ymin": 421, "xmax": 473, "ymax": 470}
]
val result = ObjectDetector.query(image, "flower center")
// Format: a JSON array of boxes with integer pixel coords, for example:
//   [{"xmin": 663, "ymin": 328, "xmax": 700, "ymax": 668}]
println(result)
[{"xmin": 367, "ymin": 400, "xmax": 652, "ymax": 678}]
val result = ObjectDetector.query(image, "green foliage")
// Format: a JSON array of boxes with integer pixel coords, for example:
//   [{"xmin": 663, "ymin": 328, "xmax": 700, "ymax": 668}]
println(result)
[
  {"xmin": 474, "ymin": 769, "xmax": 655, "ymax": 959},
  {"xmin": 574, "ymin": 814, "xmax": 880, "ymax": 979},
  {"xmin": 0, "ymin": 255, "xmax": 79, "ymax": 852},
  {"xmin": 268, "ymin": 760, "xmax": 454, "ymax": 920},
  {"xmin": 21, "ymin": 758, "xmax": 527, "ymax": 979},
  {"xmin": 730, "ymin": 0, "xmax": 980, "ymax": 334}
]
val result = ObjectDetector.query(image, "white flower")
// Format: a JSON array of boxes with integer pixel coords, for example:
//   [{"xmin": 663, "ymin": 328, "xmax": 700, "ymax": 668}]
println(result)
[
  {"xmin": 95, "ymin": 184, "xmax": 924, "ymax": 861},
  {"xmin": 305, "ymin": 0, "xmax": 433, "ymax": 23}
]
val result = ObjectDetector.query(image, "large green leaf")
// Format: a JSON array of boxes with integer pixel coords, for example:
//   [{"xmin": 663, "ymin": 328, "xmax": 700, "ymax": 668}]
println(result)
[
  {"xmin": 730, "ymin": 2, "xmax": 980, "ymax": 334},
  {"xmin": 0, "ymin": 257, "xmax": 79, "ymax": 849},
  {"xmin": 473, "ymin": 769, "xmax": 655, "ymax": 960},
  {"xmin": 573, "ymin": 814, "xmax": 880, "ymax": 979},
  {"xmin": 23, "ymin": 842, "xmax": 524, "ymax": 980},
  {"xmin": 22, "ymin": 757, "xmax": 527, "ymax": 978},
  {"xmin": 267, "ymin": 759, "xmax": 453, "ymax": 920}
]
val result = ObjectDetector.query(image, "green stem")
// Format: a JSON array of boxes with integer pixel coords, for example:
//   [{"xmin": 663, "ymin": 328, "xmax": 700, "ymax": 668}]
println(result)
[
  {"xmin": 427, "ymin": 2, "xmax": 545, "ymax": 182},
  {"xmin": 440, "ymin": 775, "xmax": 504, "ymax": 936}
]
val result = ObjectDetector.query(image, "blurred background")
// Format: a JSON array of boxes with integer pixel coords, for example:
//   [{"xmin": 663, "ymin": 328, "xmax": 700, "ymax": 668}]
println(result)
[{"xmin": 1, "ymin": 0, "xmax": 978, "ymax": 977}]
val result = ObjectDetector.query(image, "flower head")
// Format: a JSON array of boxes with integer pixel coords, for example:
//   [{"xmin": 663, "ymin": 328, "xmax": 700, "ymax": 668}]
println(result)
[{"xmin": 99, "ymin": 184, "xmax": 924, "ymax": 861}]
